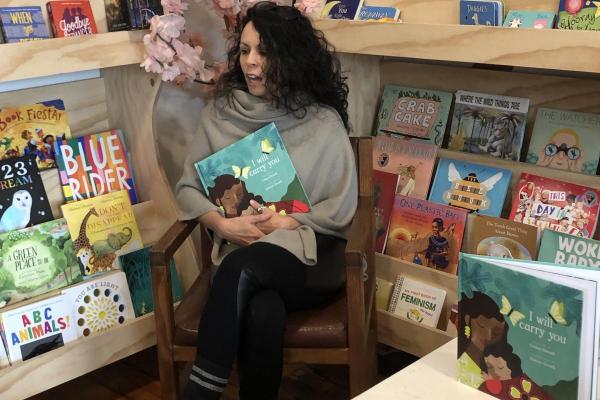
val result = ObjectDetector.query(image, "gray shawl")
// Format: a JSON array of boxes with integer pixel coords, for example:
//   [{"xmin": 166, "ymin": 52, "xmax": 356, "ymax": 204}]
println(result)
[{"xmin": 176, "ymin": 89, "xmax": 358, "ymax": 266}]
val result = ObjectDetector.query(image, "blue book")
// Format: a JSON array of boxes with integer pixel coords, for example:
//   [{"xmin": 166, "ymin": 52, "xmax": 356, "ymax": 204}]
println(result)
[
  {"xmin": 428, "ymin": 158, "xmax": 511, "ymax": 217},
  {"xmin": 321, "ymin": 0, "xmax": 365, "ymax": 20},
  {"xmin": 356, "ymin": 5, "xmax": 400, "ymax": 21},
  {"xmin": 459, "ymin": 0, "xmax": 502, "ymax": 26},
  {"xmin": 503, "ymin": 10, "xmax": 555, "ymax": 29},
  {"xmin": 0, "ymin": 7, "xmax": 49, "ymax": 43}
]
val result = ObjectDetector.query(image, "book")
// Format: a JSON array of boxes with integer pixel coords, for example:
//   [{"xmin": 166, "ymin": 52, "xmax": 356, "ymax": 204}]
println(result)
[
  {"xmin": 321, "ymin": 0, "xmax": 364, "ymax": 19},
  {"xmin": 388, "ymin": 275, "xmax": 446, "ymax": 328},
  {"xmin": 0, "ymin": 7, "xmax": 50, "ymax": 43},
  {"xmin": 508, "ymin": 173, "xmax": 600, "ymax": 239},
  {"xmin": 355, "ymin": 5, "xmax": 400, "ymax": 21},
  {"xmin": 47, "ymin": 0, "xmax": 98, "ymax": 37},
  {"xmin": 503, "ymin": 10, "xmax": 555, "ymax": 28},
  {"xmin": 538, "ymin": 229, "xmax": 600, "ymax": 267},
  {"xmin": 55, "ymin": 129, "xmax": 138, "ymax": 204},
  {"xmin": 462, "ymin": 214, "xmax": 539, "ymax": 260},
  {"xmin": 0, "ymin": 219, "xmax": 82, "ymax": 309},
  {"xmin": 373, "ymin": 134, "xmax": 437, "ymax": 200},
  {"xmin": 457, "ymin": 253, "xmax": 600, "ymax": 400},
  {"xmin": 557, "ymin": 0, "xmax": 600, "ymax": 29},
  {"xmin": 61, "ymin": 190, "xmax": 143, "ymax": 276},
  {"xmin": 375, "ymin": 277, "xmax": 394, "ymax": 310},
  {"xmin": 194, "ymin": 122, "xmax": 311, "ymax": 218},
  {"xmin": 126, "ymin": 0, "xmax": 162, "ymax": 29},
  {"xmin": 375, "ymin": 85, "xmax": 453, "ymax": 145},
  {"xmin": 104, "ymin": 0, "xmax": 130, "ymax": 31},
  {"xmin": 0, "ymin": 100, "xmax": 71, "ymax": 171},
  {"xmin": 373, "ymin": 170, "xmax": 398, "ymax": 253},
  {"xmin": 447, "ymin": 90, "xmax": 529, "ymax": 161},
  {"xmin": 0, "ymin": 294, "xmax": 77, "ymax": 362},
  {"xmin": 525, "ymin": 107, "xmax": 600, "ymax": 176},
  {"xmin": 119, "ymin": 247, "xmax": 183, "ymax": 317},
  {"xmin": 385, "ymin": 195, "xmax": 467, "ymax": 275},
  {"xmin": 0, "ymin": 338, "xmax": 8, "ymax": 369},
  {"xmin": 0, "ymin": 155, "xmax": 53, "ymax": 233},
  {"xmin": 62, "ymin": 270, "xmax": 135, "ymax": 337},
  {"xmin": 459, "ymin": 0, "xmax": 504, "ymax": 26},
  {"xmin": 428, "ymin": 158, "xmax": 511, "ymax": 217}
]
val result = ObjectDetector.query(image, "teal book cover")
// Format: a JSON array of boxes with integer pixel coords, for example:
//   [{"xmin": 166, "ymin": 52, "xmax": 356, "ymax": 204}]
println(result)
[
  {"xmin": 503, "ymin": 10, "xmax": 555, "ymax": 28},
  {"xmin": 458, "ymin": 254, "xmax": 583, "ymax": 400},
  {"xmin": 194, "ymin": 122, "xmax": 311, "ymax": 218},
  {"xmin": 538, "ymin": 229, "xmax": 600, "ymax": 267},
  {"xmin": 558, "ymin": 0, "xmax": 600, "ymax": 29},
  {"xmin": 375, "ymin": 85, "xmax": 453, "ymax": 146}
]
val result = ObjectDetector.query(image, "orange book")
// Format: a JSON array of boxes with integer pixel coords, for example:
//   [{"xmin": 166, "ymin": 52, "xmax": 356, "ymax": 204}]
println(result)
[{"xmin": 47, "ymin": 0, "xmax": 97, "ymax": 37}]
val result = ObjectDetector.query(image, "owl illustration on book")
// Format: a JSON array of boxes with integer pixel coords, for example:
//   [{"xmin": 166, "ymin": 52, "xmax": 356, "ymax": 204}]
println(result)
[{"xmin": 0, "ymin": 190, "xmax": 32, "ymax": 233}]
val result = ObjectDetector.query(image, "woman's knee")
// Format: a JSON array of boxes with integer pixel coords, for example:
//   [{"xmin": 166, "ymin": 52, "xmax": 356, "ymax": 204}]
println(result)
[{"xmin": 245, "ymin": 291, "xmax": 286, "ymax": 331}]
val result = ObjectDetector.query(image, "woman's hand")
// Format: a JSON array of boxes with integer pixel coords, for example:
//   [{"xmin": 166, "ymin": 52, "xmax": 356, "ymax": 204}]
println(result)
[
  {"xmin": 249, "ymin": 200, "xmax": 300, "ymax": 234},
  {"xmin": 217, "ymin": 213, "xmax": 273, "ymax": 246}
]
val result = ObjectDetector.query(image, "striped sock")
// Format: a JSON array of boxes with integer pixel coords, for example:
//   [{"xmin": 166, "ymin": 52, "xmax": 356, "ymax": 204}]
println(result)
[{"xmin": 182, "ymin": 358, "xmax": 229, "ymax": 400}]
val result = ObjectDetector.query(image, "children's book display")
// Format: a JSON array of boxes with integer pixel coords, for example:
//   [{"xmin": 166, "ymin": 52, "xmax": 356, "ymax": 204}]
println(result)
[
  {"xmin": 538, "ymin": 229, "xmax": 600, "ymax": 267},
  {"xmin": 503, "ymin": 10, "xmax": 555, "ymax": 28},
  {"xmin": 0, "ymin": 6, "xmax": 50, "ymax": 42},
  {"xmin": 557, "ymin": 0, "xmax": 600, "ymax": 29},
  {"xmin": 388, "ymin": 275, "xmax": 446, "ymax": 328},
  {"xmin": 459, "ymin": 0, "xmax": 504, "ymax": 26},
  {"xmin": 47, "ymin": 0, "xmax": 98, "ymax": 37}
]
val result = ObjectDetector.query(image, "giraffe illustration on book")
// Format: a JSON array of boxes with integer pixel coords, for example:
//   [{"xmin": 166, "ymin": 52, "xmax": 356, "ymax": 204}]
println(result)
[{"xmin": 73, "ymin": 207, "xmax": 117, "ymax": 275}]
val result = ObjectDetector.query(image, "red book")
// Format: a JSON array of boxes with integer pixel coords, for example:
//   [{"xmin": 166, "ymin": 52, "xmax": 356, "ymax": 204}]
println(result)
[
  {"xmin": 373, "ymin": 169, "xmax": 398, "ymax": 253},
  {"xmin": 47, "ymin": 0, "xmax": 97, "ymax": 37}
]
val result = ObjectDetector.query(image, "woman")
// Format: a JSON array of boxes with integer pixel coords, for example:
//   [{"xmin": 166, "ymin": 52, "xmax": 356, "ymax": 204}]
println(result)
[
  {"xmin": 424, "ymin": 217, "xmax": 451, "ymax": 270},
  {"xmin": 175, "ymin": 3, "xmax": 357, "ymax": 399}
]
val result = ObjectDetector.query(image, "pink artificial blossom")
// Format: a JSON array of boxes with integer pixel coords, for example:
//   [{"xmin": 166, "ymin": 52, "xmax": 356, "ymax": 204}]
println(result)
[
  {"xmin": 141, "ymin": 56, "xmax": 164, "ymax": 74},
  {"xmin": 152, "ymin": 14, "xmax": 186, "ymax": 40},
  {"xmin": 161, "ymin": 63, "xmax": 182, "ymax": 81},
  {"xmin": 212, "ymin": 0, "xmax": 241, "ymax": 17},
  {"xmin": 143, "ymin": 34, "xmax": 176, "ymax": 63},
  {"xmin": 294, "ymin": 0, "xmax": 320, "ymax": 16},
  {"xmin": 172, "ymin": 39, "xmax": 205, "ymax": 71},
  {"xmin": 161, "ymin": 0, "xmax": 188, "ymax": 14}
]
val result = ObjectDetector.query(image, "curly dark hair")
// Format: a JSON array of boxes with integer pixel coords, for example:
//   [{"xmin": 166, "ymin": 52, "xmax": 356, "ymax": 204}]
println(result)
[{"xmin": 215, "ymin": 2, "xmax": 350, "ymax": 131}]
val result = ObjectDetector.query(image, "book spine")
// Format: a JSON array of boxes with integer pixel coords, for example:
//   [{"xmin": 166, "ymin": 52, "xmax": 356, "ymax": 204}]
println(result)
[
  {"xmin": 387, "ymin": 275, "xmax": 404, "ymax": 313},
  {"xmin": 47, "ymin": 3, "xmax": 58, "ymax": 38}
]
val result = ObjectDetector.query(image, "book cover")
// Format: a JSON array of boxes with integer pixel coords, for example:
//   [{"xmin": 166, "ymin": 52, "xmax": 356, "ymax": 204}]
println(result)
[
  {"xmin": 459, "ymin": 0, "xmax": 501, "ymax": 26},
  {"xmin": 0, "ymin": 337, "xmax": 8, "ymax": 368},
  {"xmin": 525, "ymin": 107, "xmax": 600, "ymax": 175},
  {"xmin": 375, "ymin": 277, "xmax": 394, "ymax": 310},
  {"xmin": 61, "ymin": 190, "xmax": 143, "ymax": 276},
  {"xmin": 126, "ymin": 0, "xmax": 162, "ymax": 29},
  {"xmin": 373, "ymin": 170, "xmax": 398, "ymax": 253},
  {"xmin": 321, "ymin": 0, "xmax": 364, "ymax": 19},
  {"xmin": 538, "ymin": 229, "xmax": 600, "ymax": 267},
  {"xmin": 428, "ymin": 158, "xmax": 511, "ymax": 217},
  {"xmin": 503, "ymin": 10, "xmax": 555, "ymax": 28},
  {"xmin": 375, "ymin": 85, "xmax": 453, "ymax": 145},
  {"xmin": 447, "ymin": 90, "xmax": 529, "ymax": 161},
  {"xmin": 388, "ymin": 275, "xmax": 446, "ymax": 328},
  {"xmin": 355, "ymin": 5, "xmax": 400, "ymax": 21},
  {"xmin": 119, "ymin": 247, "xmax": 182, "ymax": 317},
  {"xmin": 557, "ymin": 0, "xmax": 600, "ymax": 29},
  {"xmin": 373, "ymin": 134, "xmax": 438, "ymax": 199},
  {"xmin": 104, "ymin": 0, "xmax": 130, "ymax": 31},
  {"xmin": 55, "ymin": 129, "xmax": 138, "ymax": 204},
  {"xmin": 194, "ymin": 122, "xmax": 311, "ymax": 218},
  {"xmin": 62, "ymin": 270, "xmax": 135, "ymax": 337},
  {"xmin": 0, "ymin": 219, "xmax": 82, "ymax": 309},
  {"xmin": 47, "ymin": 0, "xmax": 98, "ymax": 37},
  {"xmin": 385, "ymin": 195, "xmax": 467, "ymax": 275},
  {"xmin": 0, "ymin": 155, "xmax": 53, "ymax": 233},
  {"xmin": 0, "ymin": 294, "xmax": 77, "ymax": 362},
  {"xmin": 462, "ymin": 214, "xmax": 539, "ymax": 260},
  {"xmin": 509, "ymin": 173, "xmax": 600, "ymax": 238},
  {"xmin": 0, "ymin": 100, "xmax": 71, "ymax": 171},
  {"xmin": 0, "ymin": 7, "xmax": 49, "ymax": 42}
]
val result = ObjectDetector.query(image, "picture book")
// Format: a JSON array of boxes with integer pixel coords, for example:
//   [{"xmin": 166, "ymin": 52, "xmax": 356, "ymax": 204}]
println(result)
[
  {"xmin": 525, "ymin": 107, "xmax": 600, "ymax": 176},
  {"xmin": 375, "ymin": 277, "xmax": 394, "ymax": 310},
  {"xmin": 462, "ymin": 214, "xmax": 539, "ymax": 260},
  {"xmin": 385, "ymin": 195, "xmax": 467, "ymax": 275},
  {"xmin": 0, "ymin": 7, "xmax": 49, "ymax": 42},
  {"xmin": 373, "ymin": 134, "xmax": 437, "ymax": 199},
  {"xmin": 557, "ymin": 0, "xmax": 600, "ymax": 29},
  {"xmin": 355, "ymin": 5, "xmax": 400, "ymax": 21},
  {"xmin": 388, "ymin": 275, "xmax": 446, "ymax": 328},
  {"xmin": 321, "ymin": 0, "xmax": 364, "ymax": 19},
  {"xmin": 47, "ymin": 0, "xmax": 98, "ymax": 37},
  {"xmin": 194, "ymin": 122, "xmax": 311, "ymax": 218},
  {"xmin": 126, "ymin": 0, "xmax": 162, "ymax": 29},
  {"xmin": 0, "ymin": 219, "xmax": 82, "ymax": 309},
  {"xmin": 458, "ymin": 253, "xmax": 600, "ymax": 400},
  {"xmin": 104, "ymin": 0, "xmax": 130, "ymax": 31},
  {"xmin": 0, "ymin": 100, "xmax": 71, "ymax": 171},
  {"xmin": 375, "ymin": 84, "xmax": 453, "ymax": 145},
  {"xmin": 509, "ymin": 173, "xmax": 600, "ymax": 238},
  {"xmin": 373, "ymin": 170, "xmax": 398, "ymax": 253},
  {"xmin": 55, "ymin": 129, "xmax": 138, "ymax": 204},
  {"xmin": 459, "ymin": 0, "xmax": 504, "ymax": 26},
  {"xmin": 0, "ymin": 155, "xmax": 53, "ymax": 233},
  {"xmin": 428, "ymin": 158, "xmax": 511, "ymax": 217},
  {"xmin": 119, "ymin": 247, "xmax": 182, "ymax": 317},
  {"xmin": 62, "ymin": 270, "xmax": 135, "ymax": 337},
  {"xmin": 447, "ymin": 90, "xmax": 529, "ymax": 161},
  {"xmin": 61, "ymin": 190, "xmax": 143, "ymax": 276},
  {"xmin": 0, "ymin": 294, "xmax": 77, "ymax": 362},
  {"xmin": 538, "ymin": 229, "xmax": 600, "ymax": 267},
  {"xmin": 503, "ymin": 10, "xmax": 555, "ymax": 28},
  {"xmin": 0, "ymin": 338, "xmax": 8, "ymax": 369}
]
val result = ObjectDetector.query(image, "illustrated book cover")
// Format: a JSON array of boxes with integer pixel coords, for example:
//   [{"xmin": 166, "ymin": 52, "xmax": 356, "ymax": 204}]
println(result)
[
  {"xmin": 459, "ymin": 0, "xmax": 504, "ymax": 26},
  {"xmin": 503, "ymin": 10, "xmax": 555, "ymax": 28},
  {"xmin": 104, "ymin": 0, "xmax": 130, "ymax": 31},
  {"xmin": 388, "ymin": 275, "xmax": 446, "ymax": 328},
  {"xmin": 0, "ymin": 6, "xmax": 49, "ymax": 42},
  {"xmin": 462, "ymin": 214, "xmax": 539, "ymax": 260},
  {"xmin": 375, "ymin": 84, "xmax": 453, "ymax": 145},
  {"xmin": 447, "ymin": 90, "xmax": 529, "ymax": 161},
  {"xmin": 385, "ymin": 195, "xmax": 467, "ymax": 275},
  {"xmin": 62, "ymin": 270, "xmax": 135, "ymax": 337},
  {"xmin": 428, "ymin": 158, "xmax": 511, "ymax": 217},
  {"xmin": 321, "ymin": 0, "xmax": 364, "ymax": 19},
  {"xmin": 47, "ymin": 0, "xmax": 98, "ymax": 37},
  {"xmin": 538, "ymin": 229, "xmax": 600, "ymax": 267},
  {"xmin": 55, "ymin": 129, "xmax": 138, "ymax": 204},
  {"xmin": 375, "ymin": 277, "xmax": 394, "ymax": 310},
  {"xmin": 373, "ymin": 169, "xmax": 398, "ymax": 254},
  {"xmin": 61, "ymin": 190, "xmax": 143, "ymax": 276},
  {"xmin": 0, "ymin": 99, "xmax": 71, "ymax": 171},
  {"xmin": 557, "ymin": 0, "xmax": 600, "ymax": 29},
  {"xmin": 194, "ymin": 122, "xmax": 311, "ymax": 218},
  {"xmin": 119, "ymin": 247, "xmax": 182, "ymax": 317},
  {"xmin": 525, "ymin": 107, "xmax": 600, "ymax": 176},
  {"xmin": 0, "ymin": 218, "xmax": 82, "ymax": 310},
  {"xmin": 509, "ymin": 173, "xmax": 600, "ymax": 239},
  {"xmin": 0, "ymin": 338, "xmax": 8, "ymax": 368},
  {"xmin": 126, "ymin": 0, "xmax": 162, "ymax": 29},
  {"xmin": 0, "ymin": 294, "xmax": 77, "ymax": 362},
  {"xmin": 356, "ymin": 5, "xmax": 400, "ymax": 21}
]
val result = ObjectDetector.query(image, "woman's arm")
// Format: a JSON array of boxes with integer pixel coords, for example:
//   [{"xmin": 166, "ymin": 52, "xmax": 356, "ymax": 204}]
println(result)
[{"xmin": 199, "ymin": 210, "xmax": 273, "ymax": 246}]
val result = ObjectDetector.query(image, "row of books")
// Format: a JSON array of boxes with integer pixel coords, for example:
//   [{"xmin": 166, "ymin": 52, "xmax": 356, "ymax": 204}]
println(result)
[{"xmin": 321, "ymin": 0, "xmax": 401, "ymax": 22}]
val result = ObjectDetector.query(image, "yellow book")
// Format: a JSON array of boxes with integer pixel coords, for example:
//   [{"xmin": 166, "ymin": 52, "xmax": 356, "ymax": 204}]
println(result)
[
  {"xmin": 61, "ymin": 190, "xmax": 143, "ymax": 276},
  {"xmin": 376, "ymin": 277, "xmax": 394, "ymax": 310}
]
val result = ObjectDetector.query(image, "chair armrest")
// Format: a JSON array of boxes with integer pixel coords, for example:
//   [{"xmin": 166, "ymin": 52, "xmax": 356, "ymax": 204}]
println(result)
[
  {"xmin": 150, "ymin": 219, "xmax": 198, "ymax": 267},
  {"xmin": 345, "ymin": 195, "xmax": 373, "ymax": 268}
]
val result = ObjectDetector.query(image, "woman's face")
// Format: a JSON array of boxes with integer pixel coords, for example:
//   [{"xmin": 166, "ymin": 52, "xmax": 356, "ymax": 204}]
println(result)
[
  {"xmin": 239, "ymin": 22, "xmax": 268, "ymax": 98},
  {"xmin": 431, "ymin": 221, "xmax": 441, "ymax": 236},
  {"xmin": 470, "ymin": 315, "xmax": 506, "ymax": 351}
]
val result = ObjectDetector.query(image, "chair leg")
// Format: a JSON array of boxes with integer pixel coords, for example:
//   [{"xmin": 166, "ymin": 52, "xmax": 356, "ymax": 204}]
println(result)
[
  {"xmin": 348, "ymin": 330, "xmax": 378, "ymax": 397},
  {"xmin": 157, "ymin": 345, "xmax": 179, "ymax": 400}
]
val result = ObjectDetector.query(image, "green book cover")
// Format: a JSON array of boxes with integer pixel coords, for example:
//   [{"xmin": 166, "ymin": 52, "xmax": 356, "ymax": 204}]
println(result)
[
  {"xmin": 538, "ymin": 229, "xmax": 600, "ymax": 267},
  {"xmin": 557, "ymin": 0, "xmax": 600, "ymax": 29}
]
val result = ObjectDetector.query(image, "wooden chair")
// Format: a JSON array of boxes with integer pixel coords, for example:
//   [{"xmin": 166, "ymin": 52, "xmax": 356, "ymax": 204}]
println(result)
[{"xmin": 150, "ymin": 136, "xmax": 377, "ymax": 399}]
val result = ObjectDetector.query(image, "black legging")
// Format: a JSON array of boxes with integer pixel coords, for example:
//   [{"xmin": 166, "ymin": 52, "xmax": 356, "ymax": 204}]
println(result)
[{"xmin": 183, "ymin": 234, "xmax": 346, "ymax": 400}]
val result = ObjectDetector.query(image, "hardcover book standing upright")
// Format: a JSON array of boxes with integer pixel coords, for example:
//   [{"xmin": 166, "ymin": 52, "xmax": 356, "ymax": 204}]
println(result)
[
  {"xmin": 321, "ymin": 0, "xmax": 364, "ymax": 19},
  {"xmin": 194, "ymin": 122, "xmax": 311, "ymax": 218},
  {"xmin": 0, "ymin": 6, "xmax": 49, "ymax": 42},
  {"xmin": 373, "ymin": 170, "xmax": 398, "ymax": 253},
  {"xmin": 47, "ymin": 0, "xmax": 98, "ymax": 37},
  {"xmin": 503, "ymin": 10, "xmax": 555, "ymax": 28},
  {"xmin": 538, "ymin": 229, "xmax": 600, "ymax": 267},
  {"xmin": 557, "ymin": 0, "xmax": 600, "ymax": 29}
]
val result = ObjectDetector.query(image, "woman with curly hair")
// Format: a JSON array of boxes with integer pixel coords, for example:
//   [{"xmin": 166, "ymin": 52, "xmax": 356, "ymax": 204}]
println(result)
[{"xmin": 175, "ymin": 2, "xmax": 357, "ymax": 399}]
